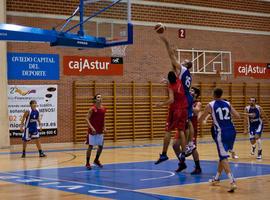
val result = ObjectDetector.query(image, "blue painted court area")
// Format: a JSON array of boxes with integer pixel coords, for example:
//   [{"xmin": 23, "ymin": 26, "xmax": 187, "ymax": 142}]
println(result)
[{"xmin": 0, "ymin": 160, "xmax": 270, "ymax": 200}]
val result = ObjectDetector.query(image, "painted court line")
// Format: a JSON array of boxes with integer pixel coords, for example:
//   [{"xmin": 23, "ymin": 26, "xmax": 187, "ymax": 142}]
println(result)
[{"xmin": 1, "ymin": 137, "xmax": 270, "ymax": 155}]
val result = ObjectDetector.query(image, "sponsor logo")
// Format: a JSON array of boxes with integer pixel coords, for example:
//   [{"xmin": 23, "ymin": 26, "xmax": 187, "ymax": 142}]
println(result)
[
  {"xmin": 63, "ymin": 56, "xmax": 123, "ymax": 76},
  {"xmin": 234, "ymin": 62, "xmax": 270, "ymax": 79}
]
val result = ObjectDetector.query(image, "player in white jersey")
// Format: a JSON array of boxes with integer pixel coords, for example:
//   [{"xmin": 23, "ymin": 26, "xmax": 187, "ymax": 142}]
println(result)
[
  {"xmin": 199, "ymin": 88, "xmax": 240, "ymax": 192},
  {"xmin": 244, "ymin": 97, "xmax": 269, "ymax": 159}
]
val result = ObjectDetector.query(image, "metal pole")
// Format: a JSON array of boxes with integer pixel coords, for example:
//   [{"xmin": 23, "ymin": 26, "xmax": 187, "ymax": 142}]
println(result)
[{"xmin": 79, "ymin": 0, "xmax": 84, "ymax": 36}]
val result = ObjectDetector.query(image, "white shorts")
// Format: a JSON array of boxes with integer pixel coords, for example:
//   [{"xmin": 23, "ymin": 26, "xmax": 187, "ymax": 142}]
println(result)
[{"xmin": 87, "ymin": 134, "xmax": 104, "ymax": 146}]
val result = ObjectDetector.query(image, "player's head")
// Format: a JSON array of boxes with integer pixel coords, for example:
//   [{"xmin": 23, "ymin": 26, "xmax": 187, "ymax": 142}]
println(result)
[
  {"xmin": 29, "ymin": 100, "xmax": 37, "ymax": 109},
  {"xmin": 93, "ymin": 94, "xmax": 102, "ymax": 104},
  {"xmin": 249, "ymin": 97, "xmax": 256, "ymax": 106},
  {"xmin": 167, "ymin": 71, "xmax": 177, "ymax": 84},
  {"xmin": 213, "ymin": 88, "xmax": 223, "ymax": 99},
  {"xmin": 190, "ymin": 87, "xmax": 200, "ymax": 99},
  {"xmin": 182, "ymin": 59, "xmax": 192, "ymax": 69}
]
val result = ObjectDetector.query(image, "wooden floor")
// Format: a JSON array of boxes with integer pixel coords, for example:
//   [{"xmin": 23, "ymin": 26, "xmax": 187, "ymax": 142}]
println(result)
[{"xmin": 0, "ymin": 133, "xmax": 270, "ymax": 200}]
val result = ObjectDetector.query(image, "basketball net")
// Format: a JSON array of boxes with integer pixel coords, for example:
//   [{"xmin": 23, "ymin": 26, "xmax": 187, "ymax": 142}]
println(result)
[
  {"xmin": 216, "ymin": 69, "xmax": 229, "ymax": 81},
  {"xmin": 111, "ymin": 45, "xmax": 127, "ymax": 57}
]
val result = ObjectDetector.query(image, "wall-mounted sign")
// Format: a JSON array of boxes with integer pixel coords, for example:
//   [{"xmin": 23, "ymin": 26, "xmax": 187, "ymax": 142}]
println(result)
[
  {"xmin": 7, "ymin": 52, "xmax": 59, "ymax": 80},
  {"xmin": 63, "ymin": 56, "xmax": 123, "ymax": 76},
  {"xmin": 234, "ymin": 62, "xmax": 270, "ymax": 79}
]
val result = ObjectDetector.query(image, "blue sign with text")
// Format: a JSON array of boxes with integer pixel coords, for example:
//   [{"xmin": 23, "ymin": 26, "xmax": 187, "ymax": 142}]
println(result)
[{"xmin": 8, "ymin": 52, "xmax": 59, "ymax": 80}]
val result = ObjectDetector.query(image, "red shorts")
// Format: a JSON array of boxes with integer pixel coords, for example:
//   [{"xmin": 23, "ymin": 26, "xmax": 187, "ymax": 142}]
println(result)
[{"xmin": 165, "ymin": 108, "xmax": 188, "ymax": 135}]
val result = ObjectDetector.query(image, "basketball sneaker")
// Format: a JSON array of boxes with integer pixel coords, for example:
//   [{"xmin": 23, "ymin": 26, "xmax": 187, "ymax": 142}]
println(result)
[
  {"xmin": 21, "ymin": 153, "xmax": 26, "ymax": 158},
  {"xmin": 185, "ymin": 144, "xmax": 196, "ymax": 157},
  {"xmin": 230, "ymin": 151, "xmax": 239, "ymax": 159},
  {"xmin": 209, "ymin": 177, "xmax": 220, "ymax": 185},
  {"xmin": 85, "ymin": 163, "xmax": 92, "ymax": 170},
  {"xmin": 251, "ymin": 145, "xmax": 256, "ymax": 155},
  {"xmin": 257, "ymin": 150, "xmax": 262, "ymax": 159},
  {"xmin": 155, "ymin": 154, "xmax": 169, "ymax": 165},
  {"xmin": 175, "ymin": 162, "xmax": 187, "ymax": 173},
  {"xmin": 94, "ymin": 160, "xmax": 103, "ymax": 168},
  {"xmin": 190, "ymin": 168, "xmax": 202, "ymax": 175},
  {"xmin": 228, "ymin": 181, "xmax": 237, "ymax": 193},
  {"xmin": 39, "ymin": 152, "xmax": 46, "ymax": 157}
]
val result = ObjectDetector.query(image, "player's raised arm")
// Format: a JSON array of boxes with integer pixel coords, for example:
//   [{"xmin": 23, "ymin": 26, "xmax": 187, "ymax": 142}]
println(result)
[{"xmin": 159, "ymin": 35, "xmax": 181, "ymax": 75}]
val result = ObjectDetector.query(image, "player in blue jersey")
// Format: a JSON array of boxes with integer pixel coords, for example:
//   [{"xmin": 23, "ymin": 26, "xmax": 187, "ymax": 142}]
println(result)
[
  {"xmin": 244, "ymin": 97, "xmax": 268, "ymax": 159},
  {"xmin": 20, "ymin": 100, "xmax": 46, "ymax": 158},
  {"xmin": 159, "ymin": 36, "xmax": 196, "ymax": 157},
  {"xmin": 199, "ymin": 88, "xmax": 240, "ymax": 192}
]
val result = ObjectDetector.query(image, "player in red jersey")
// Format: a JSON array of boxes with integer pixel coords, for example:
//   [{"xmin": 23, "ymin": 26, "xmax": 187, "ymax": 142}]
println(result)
[
  {"xmin": 85, "ymin": 94, "xmax": 107, "ymax": 170},
  {"xmin": 156, "ymin": 71, "xmax": 188, "ymax": 172},
  {"xmin": 189, "ymin": 87, "xmax": 202, "ymax": 174}
]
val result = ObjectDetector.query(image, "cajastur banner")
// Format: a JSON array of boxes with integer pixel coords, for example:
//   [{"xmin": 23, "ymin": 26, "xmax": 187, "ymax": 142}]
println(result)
[
  {"xmin": 63, "ymin": 56, "xmax": 123, "ymax": 76},
  {"xmin": 234, "ymin": 62, "xmax": 270, "ymax": 79}
]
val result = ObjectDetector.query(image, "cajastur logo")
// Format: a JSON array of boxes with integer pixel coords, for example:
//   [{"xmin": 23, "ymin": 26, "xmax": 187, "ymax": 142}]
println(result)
[
  {"xmin": 68, "ymin": 58, "xmax": 110, "ymax": 72},
  {"xmin": 63, "ymin": 56, "xmax": 123, "ymax": 76},
  {"xmin": 237, "ymin": 64, "xmax": 267, "ymax": 75},
  {"xmin": 235, "ymin": 62, "xmax": 270, "ymax": 79}
]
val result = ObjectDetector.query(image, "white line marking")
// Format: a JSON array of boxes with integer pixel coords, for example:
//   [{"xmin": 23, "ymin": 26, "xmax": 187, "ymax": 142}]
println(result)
[{"xmin": 75, "ymin": 169, "xmax": 175, "ymax": 181}]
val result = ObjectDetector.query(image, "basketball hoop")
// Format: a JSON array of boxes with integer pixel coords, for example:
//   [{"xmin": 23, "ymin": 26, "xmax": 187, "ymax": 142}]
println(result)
[
  {"xmin": 215, "ymin": 69, "xmax": 229, "ymax": 81},
  {"xmin": 111, "ymin": 45, "xmax": 127, "ymax": 57}
]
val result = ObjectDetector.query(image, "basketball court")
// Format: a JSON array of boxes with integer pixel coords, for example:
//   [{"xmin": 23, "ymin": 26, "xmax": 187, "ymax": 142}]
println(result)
[{"xmin": 0, "ymin": 0, "xmax": 270, "ymax": 199}]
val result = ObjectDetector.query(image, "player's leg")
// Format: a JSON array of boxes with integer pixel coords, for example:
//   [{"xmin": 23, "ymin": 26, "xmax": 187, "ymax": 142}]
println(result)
[
  {"xmin": 155, "ymin": 109, "xmax": 173, "ymax": 164},
  {"xmin": 249, "ymin": 131, "xmax": 256, "ymax": 155},
  {"xmin": 94, "ymin": 134, "xmax": 104, "ymax": 168},
  {"xmin": 155, "ymin": 131, "xmax": 171, "ymax": 164},
  {"xmin": 175, "ymin": 129, "xmax": 187, "ymax": 172},
  {"xmin": 22, "ymin": 141, "xmax": 27, "ymax": 158},
  {"xmin": 34, "ymin": 138, "xmax": 46, "ymax": 157},
  {"xmin": 255, "ymin": 122, "xmax": 263, "ymax": 159},
  {"xmin": 190, "ymin": 124, "xmax": 201, "ymax": 174},
  {"xmin": 21, "ymin": 128, "xmax": 29, "ymax": 158},
  {"xmin": 221, "ymin": 159, "xmax": 237, "ymax": 192},
  {"xmin": 209, "ymin": 161, "xmax": 222, "ymax": 185},
  {"xmin": 86, "ymin": 145, "xmax": 93, "ymax": 170},
  {"xmin": 191, "ymin": 149, "xmax": 201, "ymax": 174}
]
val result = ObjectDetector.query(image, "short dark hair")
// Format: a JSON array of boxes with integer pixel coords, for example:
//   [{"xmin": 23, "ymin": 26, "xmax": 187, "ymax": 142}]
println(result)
[
  {"xmin": 167, "ymin": 71, "xmax": 177, "ymax": 84},
  {"xmin": 29, "ymin": 100, "xmax": 37, "ymax": 105},
  {"xmin": 191, "ymin": 87, "xmax": 200, "ymax": 98},
  {"xmin": 213, "ymin": 88, "xmax": 223, "ymax": 98},
  {"xmin": 93, "ymin": 93, "xmax": 101, "ymax": 102},
  {"xmin": 185, "ymin": 61, "xmax": 192, "ymax": 69},
  {"xmin": 250, "ymin": 97, "xmax": 256, "ymax": 102}
]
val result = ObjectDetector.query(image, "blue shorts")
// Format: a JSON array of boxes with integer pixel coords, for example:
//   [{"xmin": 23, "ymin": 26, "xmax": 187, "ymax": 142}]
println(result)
[
  {"xmin": 22, "ymin": 127, "xmax": 40, "ymax": 141},
  {"xmin": 249, "ymin": 121, "xmax": 263, "ymax": 140},
  {"xmin": 212, "ymin": 126, "xmax": 236, "ymax": 161}
]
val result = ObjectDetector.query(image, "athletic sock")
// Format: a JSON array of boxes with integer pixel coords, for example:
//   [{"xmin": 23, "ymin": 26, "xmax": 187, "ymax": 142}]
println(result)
[
  {"xmin": 38, "ymin": 150, "xmax": 43, "ymax": 154},
  {"xmin": 86, "ymin": 157, "xmax": 90, "ymax": 164},
  {"xmin": 161, "ymin": 151, "xmax": 167, "ymax": 156},
  {"xmin": 195, "ymin": 160, "xmax": 201, "ymax": 169},
  {"xmin": 214, "ymin": 172, "xmax": 221, "ymax": 180},
  {"xmin": 227, "ymin": 173, "xmax": 235, "ymax": 183}
]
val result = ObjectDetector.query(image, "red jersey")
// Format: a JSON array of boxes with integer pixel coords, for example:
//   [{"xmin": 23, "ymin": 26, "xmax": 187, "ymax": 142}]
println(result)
[
  {"xmin": 168, "ymin": 79, "xmax": 188, "ymax": 110},
  {"xmin": 88, "ymin": 105, "xmax": 106, "ymax": 135}
]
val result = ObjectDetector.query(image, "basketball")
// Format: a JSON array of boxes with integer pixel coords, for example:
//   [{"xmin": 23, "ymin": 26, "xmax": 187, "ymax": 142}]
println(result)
[{"xmin": 155, "ymin": 23, "xmax": 166, "ymax": 34}]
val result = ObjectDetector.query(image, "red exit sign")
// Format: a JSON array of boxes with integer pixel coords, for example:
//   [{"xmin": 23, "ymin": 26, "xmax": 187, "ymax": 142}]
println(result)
[{"xmin": 178, "ymin": 29, "xmax": 186, "ymax": 38}]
